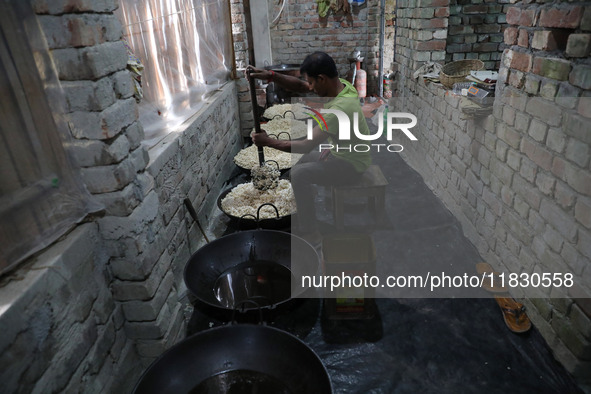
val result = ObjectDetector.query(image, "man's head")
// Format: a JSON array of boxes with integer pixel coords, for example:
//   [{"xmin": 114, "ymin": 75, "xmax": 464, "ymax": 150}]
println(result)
[{"xmin": 300, "ymin": 51, "xmax": 339, "ymax": 97}]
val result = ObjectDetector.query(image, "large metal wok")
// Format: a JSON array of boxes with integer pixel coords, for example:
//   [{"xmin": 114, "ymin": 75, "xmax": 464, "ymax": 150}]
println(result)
[
  {"xmin": 217, "ymin": 188, "xmax": 293, "ymax": 230},
  {"xmin": 132, "ymin": 324, "xmax": 332, "ymax": 393},
  {"xmin": 184, "ymin": 229, "xmax": 319, "ymax": 314}
]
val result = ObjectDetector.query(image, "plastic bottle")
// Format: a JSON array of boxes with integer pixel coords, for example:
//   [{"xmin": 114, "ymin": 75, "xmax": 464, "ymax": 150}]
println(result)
[{"xmin": 354, "ymin": 61, "xmax": 367, "ymax": 98}]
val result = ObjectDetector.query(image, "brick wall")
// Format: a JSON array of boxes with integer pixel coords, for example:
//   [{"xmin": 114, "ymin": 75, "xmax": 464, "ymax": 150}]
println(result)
[
  {"xmin": 447, "ymin": 0, "xmax": 507, "ymax": 69},
  {"xmin": 101, "ymin": 84, "xmax": 241, "ymax": 364},
  {"xmin": 231, "ymin": 0, "xmax": 251, "ymax": 71},
  {"xmin": 268, "ymin": 0, "xmax": 396, "ymax": 96},
  {"xmin": 394, "ymin": 0, "xmax": 591, "ymax": 387},
  {"xmin": 0, "ymin": 224, "xmax": 137, "ymax": 393},
  {"xmin": 395, "ymin": 0, "xmax": 448, "ymax": 88},
  {"xmin": 231, "ymin": 0, "xmax": 256, "ymax": 136},
  {"xmin": 233, "ymin": 1, "xmax": 396, "ymax": 136},
  {"xmin": 270, "ymin": 2, "xmax": 372, "ymax": 90},
  {"xmin": 0, "ymin": 1, "xmax": 243, "ymax": 392}
]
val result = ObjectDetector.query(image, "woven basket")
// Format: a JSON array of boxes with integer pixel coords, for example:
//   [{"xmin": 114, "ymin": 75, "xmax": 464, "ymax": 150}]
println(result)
[{"xmin": 440, "ymin": 59, "xmax": 485, "ymax": 89}]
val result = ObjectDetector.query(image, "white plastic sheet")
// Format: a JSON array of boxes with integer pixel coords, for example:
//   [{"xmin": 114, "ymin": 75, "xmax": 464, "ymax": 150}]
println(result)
[
  {"xmin": 116, "ymin": 0, "xmax": 234, "ymax": 147},
  {"xmin": 0, "ymin": 2, "xmax": 101, "ymax": 276}
]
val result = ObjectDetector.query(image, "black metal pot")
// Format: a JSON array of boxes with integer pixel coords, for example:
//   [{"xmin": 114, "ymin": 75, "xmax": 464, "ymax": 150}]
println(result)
[
  {"xmin": 184, "ymin": 230, "xmax": 319, "ymax": 314},
  {"xmin": 132, "ymin": 324, "xmax": 332, "ymax": 394}
]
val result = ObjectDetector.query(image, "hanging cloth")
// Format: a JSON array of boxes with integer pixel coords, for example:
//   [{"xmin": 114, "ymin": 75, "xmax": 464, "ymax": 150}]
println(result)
[{"xmin": 317, "ymin": 0, "xmax": 330, "ymax": 17}]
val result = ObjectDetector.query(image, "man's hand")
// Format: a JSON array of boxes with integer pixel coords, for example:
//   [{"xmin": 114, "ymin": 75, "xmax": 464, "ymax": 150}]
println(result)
[
  {"xmin": 251, "ymin": 129, "xmax": 273, "ymax": 147},
  {"xmin": 245, "ymin": 65, "xmax": 271, "ymax": 82},
  {"xmin": 245, "ymin": 64, "xmax": 311, "ymax": 93}
]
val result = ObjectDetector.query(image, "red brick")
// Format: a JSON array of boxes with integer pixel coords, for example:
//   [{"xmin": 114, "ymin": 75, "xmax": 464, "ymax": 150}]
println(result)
[
  {"xmin": 509, "ymin": 70, "xmax": 525, "ymax": 88},
  {"xmin": 504, "ymin": 27, "xmax": 518, "ymax": 45},
  {"xmin": 519, "ymin": 9, "xmax": 537, "ymax": 27},
  {"xmin": 506, "ymin": 7, "xmax": 521, "ymax": 25},
  {"xmin": 531, "ymin": 30, "xmax": 569, "ymax": 51},
  {"xmin": 510, "ymin": 51, "xmax": 533, "ymax": 72},
  {"xmin": 434, "ymin": 7, "xmax": 449, "ymax": 18},
  {"xmin": 415, "ymin": 40, "xmax": 447, "ymax": 51},
  {"xmin": 539, "ymin": 6, "xmax": 583, "ymax": 29},
  {"xmin": 518, "ymin": 29, "xmax": 529, "ymax": 47},
  {"xmin": 231, "ymin": 14, "xmax": 242, "ymax": 24}
]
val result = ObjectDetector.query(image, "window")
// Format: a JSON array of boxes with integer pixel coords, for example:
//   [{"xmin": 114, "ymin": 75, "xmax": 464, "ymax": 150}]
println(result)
[
  {"xmin": 115, "ymin": 0, "xmax": 235, "ymax": 146},
  {"xmin": 0, "ymin": 2, "xmax": 98, "ymax": 276}
]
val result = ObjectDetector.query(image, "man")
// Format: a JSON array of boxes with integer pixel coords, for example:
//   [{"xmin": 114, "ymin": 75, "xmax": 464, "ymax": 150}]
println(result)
[{"xmin": 247, "ymin": 51, "xmax": 371, "ymax": 246}]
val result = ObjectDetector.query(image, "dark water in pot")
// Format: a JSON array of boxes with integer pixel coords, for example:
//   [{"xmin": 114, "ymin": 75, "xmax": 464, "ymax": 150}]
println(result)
[
  {"xmin": 213, "ymin": 260, "xmax": 293, "ymax": 308},
  {"xmin": 190, "ymin": 369, "xmax": 291, "ymax": 394}
]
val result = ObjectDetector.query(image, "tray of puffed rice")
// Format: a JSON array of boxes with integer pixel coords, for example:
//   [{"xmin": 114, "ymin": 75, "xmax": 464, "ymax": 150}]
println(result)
[
  {"xmin": 217, "ymin": 180, "xmax": 296, "ymax": 229},
  {"xmin": 233, "ymin": 145, "xmax": 303, "ymax": 172},
  {"xmin": 262, "ymin": 103, "xmax": 309, "ymax": 121},
  {"xmin": 258, "ymin": 118, "xmax": 308, "ymax": 140}
]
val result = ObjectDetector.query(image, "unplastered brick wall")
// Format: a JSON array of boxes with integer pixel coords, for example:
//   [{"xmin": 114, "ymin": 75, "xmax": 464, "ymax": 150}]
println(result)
[
  {"xmin": 231, "ymin": 0, "xmax": 251, "ymax": 71},
  {"xmin": 0, "ymin": 0, "xmax": 242, "ymax": 392},
  {"xmin": 447, "ymin": 0, "xmax": 507, "ymax": 69},
  {"xmin": 268, "ymin": 0, "xmax": 396, "ymax": 95},
  {"xmin": 393, "ymin": 0, "xmax": 591, "ymax": 387},
  {"xmin": 233, "ymin": 1, "xmax": 396, "ymax": 135},
  {"xmin": 0, "ymin": 224, "xmax": 137, "ymax": 393},
  {"xmin": 101, "ymin": 83, "xmax": 242, "ymax": 364},
  {"xmin": 0, "ymin": 1, "xmax": 142, "ymax": 391},
  {"xmin": 395, "ymin": 0, "xmax": 448, "ymax": 89},
  {"xmin": 231, "ymin": 0, "xmax": 257, "ymax": 136}
]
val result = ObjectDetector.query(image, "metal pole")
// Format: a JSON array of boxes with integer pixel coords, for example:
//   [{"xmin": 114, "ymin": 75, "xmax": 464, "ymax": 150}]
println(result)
[
  {"xmin": 247, "ymin": 70, "xmax": 265, "ymax": 165},
  {"xmin": 378, "ymin": 0, "xmax": 386, "ymax": 97}
]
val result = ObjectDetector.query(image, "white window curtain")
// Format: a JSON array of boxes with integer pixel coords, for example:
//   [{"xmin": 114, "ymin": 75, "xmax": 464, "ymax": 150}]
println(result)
[{"xmin": 115, "ymin": 0, "xmax": 234, "ymax": 147}]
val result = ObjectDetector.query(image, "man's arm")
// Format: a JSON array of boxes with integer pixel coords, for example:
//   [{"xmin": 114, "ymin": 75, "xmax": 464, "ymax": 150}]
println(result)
[
  {"xmin": 252, "ymin": 124, "xmax": 328, "ymax": 154},
  {"xmin": 246, "ymin": 65, "xmax": 312, "ymax": 93}
]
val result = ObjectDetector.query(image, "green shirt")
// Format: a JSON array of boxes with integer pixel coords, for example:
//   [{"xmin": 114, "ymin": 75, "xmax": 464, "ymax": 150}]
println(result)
[{"xmin": 322, "ymin": 79, "xmax": 372, "ymax": 173}]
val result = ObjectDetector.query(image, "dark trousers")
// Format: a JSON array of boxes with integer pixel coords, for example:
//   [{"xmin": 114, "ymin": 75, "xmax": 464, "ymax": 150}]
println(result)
[{"xmin": 290, "ymin": 151, "xmax": 362, "ymax": 233}]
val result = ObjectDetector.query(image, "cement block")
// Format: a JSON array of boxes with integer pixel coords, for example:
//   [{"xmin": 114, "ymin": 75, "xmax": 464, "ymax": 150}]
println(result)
[
  {"xmin": 539, "ymin": 199, "xmax": 578, "ymax": 242},
  {"xmin": 525, "ymin": 97, "xmax": 563, "ymax": 127},
  {"xmin": 566, "ymin": 34, "xmax": 591, "ymax": 58},
  {"xmin": 92, "ymin": 183, "xmax": 142, "ymax": 217},
  {"xmin": 565, "ymin": 138, "xmax": 591, "ymax": 168},
  {"xmin": 101, "ymin": 98, "xmax": 138, "ymax": 139},
  {"xmin": 83, "ymin": 41, "xmax": 128, "ymax": 80},
  {"xmin": 121, "ymin": 272, "xmax": 175, "ymax": 322},
  {"xmin": 80, "ymin": 157, "xmax": 137, "ymax": 194},
  {"xmin": 112, "ymin": 70, "xmax": 135, "ymax": 100}
]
